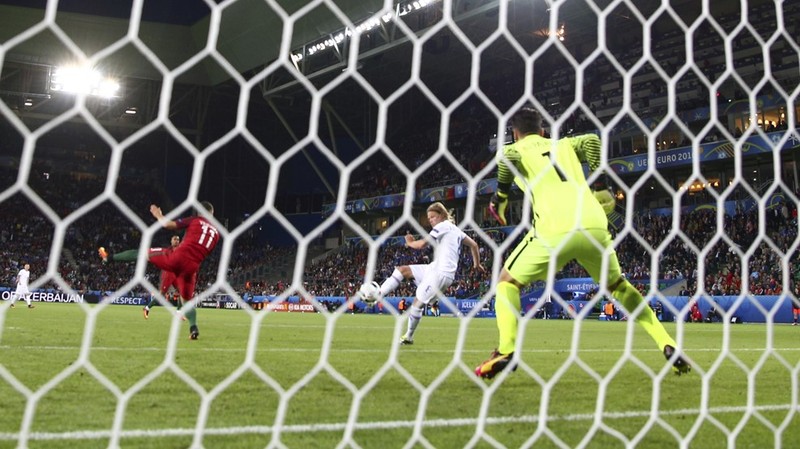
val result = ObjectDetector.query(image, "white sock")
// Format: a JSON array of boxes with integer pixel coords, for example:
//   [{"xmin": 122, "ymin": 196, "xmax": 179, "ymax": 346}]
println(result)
[
  {"xmin": 380, "ymin": 269, "xmax": 404, "ymax": 297},
  {"xmin": 404, "ymin": 305, "xmax": 424, "ymax": 340}
]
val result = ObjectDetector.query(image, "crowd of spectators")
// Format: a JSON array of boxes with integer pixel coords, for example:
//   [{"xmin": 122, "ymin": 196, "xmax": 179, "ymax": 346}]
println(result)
[
  {"xmin": 346, "ymin": 102, "xmax": 495, "ymax": 201},
  {"xmin": 4, "ymin": 141, "xmax": 800, "ymax": 307},
  {"xmin": 254, "ymin": 199, "xmax": 798, "ymax": 302},
  {"xmin": 287, "ymin": 227, "xmax": 495, "ymax": 299},
  {"xmin": 557, "ymin": 200, "xmax": 800, "ymax": 300},
  {"xmin": 4, "ymin": 0, "xmax": 800, "ymax": 301},
  {"xmin": 343, "ymin": 0, "xmax": 798, "ymax": 203},
  {"xmin": 4, "ymin": 161, "xmax": 799, "ymax": 304},
  {"xmin": 0, "ymin": 168, "xmax": 282, "ymax": 299},
  {"xmin": 0, "ymin": 193, "xmax": 53, "ymax": 290}
]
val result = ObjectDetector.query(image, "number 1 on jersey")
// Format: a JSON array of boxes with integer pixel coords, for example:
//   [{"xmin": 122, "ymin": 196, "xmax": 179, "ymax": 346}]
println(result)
[{"xmin": 542, "ymin": 151, "xmax": 568, "ymax": 182}]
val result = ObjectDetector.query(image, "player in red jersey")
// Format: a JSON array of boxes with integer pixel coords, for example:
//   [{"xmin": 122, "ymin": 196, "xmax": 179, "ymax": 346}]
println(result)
[
  {"xmin": 100, "ymin": 202, "xmax": 220, "ymax": 339},
  {"xmin": 148, "ymin": 202, "xmax": 219, "ymax": 339}
]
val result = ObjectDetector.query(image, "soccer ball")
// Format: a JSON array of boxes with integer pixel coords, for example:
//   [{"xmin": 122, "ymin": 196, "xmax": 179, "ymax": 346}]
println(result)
[{"xmin": 358, "ymin": 281, "xmax": 381, "ymax": 303}]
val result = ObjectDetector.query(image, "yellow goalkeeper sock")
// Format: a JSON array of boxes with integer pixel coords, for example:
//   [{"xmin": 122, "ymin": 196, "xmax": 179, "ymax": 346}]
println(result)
[
  {"xmin": 614, "ymin": 280, "xmax": 676, "ymax": 351},
  {"xmin": 495, "ymin": 281, "xmax": 521, "ymax": 355}
]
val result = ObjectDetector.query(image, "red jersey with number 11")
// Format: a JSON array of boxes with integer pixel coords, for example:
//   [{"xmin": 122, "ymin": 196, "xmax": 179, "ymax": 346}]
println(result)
[{"xmin": 174, "ymin": 216, "xmax": 219, "ymax": 263}]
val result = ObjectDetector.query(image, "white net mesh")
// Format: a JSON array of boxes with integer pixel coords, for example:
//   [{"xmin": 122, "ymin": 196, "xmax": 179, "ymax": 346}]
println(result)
[{"xmin": 1, "ymin": 0, "xmax": 799, "ymax": 447}]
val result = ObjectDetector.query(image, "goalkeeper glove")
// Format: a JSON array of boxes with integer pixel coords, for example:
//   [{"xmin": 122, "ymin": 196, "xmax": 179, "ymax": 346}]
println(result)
[
  {"xmin": 590, "ymin": 174, "xmax": 615, "ymax": 215},
  {"xmin": 593, "ymin": 189, "xmax": 616, "ymax": 215},
  {"xmin": 488, "ymin": 191, "xmax": 509, "ymax": 226}
]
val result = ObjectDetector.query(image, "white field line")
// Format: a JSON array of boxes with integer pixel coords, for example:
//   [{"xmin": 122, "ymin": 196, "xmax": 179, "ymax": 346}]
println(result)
[
  {"xmin": 1, "ymin": 345, "xmax": 799, "ymax": 354},
  {"xmin": 0, "ymin": 403, "xmax": 797, "ymax": 441}
]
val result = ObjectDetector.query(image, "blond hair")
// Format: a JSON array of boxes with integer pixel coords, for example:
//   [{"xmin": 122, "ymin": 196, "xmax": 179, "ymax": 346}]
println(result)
[{"xmin": 427, "ymin": 202, "xmax": 455, "ymax": 223}]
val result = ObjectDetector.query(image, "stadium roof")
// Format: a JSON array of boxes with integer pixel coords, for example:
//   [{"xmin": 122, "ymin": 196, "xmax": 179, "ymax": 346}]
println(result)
[
  {"xmin": 0, "ymin": 0, "xmax": 212, "ymax": 26},
  {"xmin": 0, "ymin": 0, "xmax": 757, "ymax": 91},
  {"xmin": 0, "ymin": 0, "xmax": 384, "ymax": 85}
]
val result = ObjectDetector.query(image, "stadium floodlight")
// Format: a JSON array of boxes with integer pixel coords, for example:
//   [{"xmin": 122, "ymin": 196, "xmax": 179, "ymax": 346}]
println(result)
[
  {"xmin": 534, "ymin": 22, "xmax": 567, "ymax": 41},
  {"xmin": 50, "ymin": 65, "xmax": 121, "ymax": 98}
]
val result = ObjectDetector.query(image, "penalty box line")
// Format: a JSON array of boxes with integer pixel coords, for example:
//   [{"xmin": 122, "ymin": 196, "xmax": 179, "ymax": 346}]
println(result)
[{"xmin": 0, "ymin": 403, "xmax": 797, "ymax": 441}]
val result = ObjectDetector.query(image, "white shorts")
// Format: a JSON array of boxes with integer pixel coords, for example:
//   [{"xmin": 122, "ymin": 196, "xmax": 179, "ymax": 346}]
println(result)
[
  {"xmin": 409, "ymin": 264, "xmax": 454, "ymax": 305},
  {"xmin": 14, "ymin": 287, "xmax": 30, "ymax": 298}
]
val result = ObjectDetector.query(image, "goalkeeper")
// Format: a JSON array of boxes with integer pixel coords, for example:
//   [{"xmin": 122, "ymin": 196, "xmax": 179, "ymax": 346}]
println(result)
[{"xmin": 476, "ymin": 106, "xmax": 690, "ymax": 379}]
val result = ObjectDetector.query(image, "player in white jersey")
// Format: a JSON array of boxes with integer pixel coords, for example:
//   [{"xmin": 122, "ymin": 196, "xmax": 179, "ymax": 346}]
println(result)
[
  {"xmin": 10, "ymin": 263, "xmax": 34, "ymax": 308},
  {"xmin": 375, "ymin": 202, "xmax": 485, "ymax": 345}
]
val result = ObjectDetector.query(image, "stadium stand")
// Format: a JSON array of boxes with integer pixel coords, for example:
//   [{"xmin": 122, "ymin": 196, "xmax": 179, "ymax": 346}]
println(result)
[{"xmin": 0, "ymin": 0, "xmax": 797, "ymax": 305}]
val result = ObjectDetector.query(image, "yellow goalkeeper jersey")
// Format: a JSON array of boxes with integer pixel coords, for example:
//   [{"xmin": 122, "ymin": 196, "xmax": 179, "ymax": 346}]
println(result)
[{"xmin": 496, "ymin": 133, "xmax": 608, "ymax": 236}]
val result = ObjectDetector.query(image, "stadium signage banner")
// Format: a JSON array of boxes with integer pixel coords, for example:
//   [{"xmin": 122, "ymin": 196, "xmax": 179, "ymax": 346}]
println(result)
[
  {"xmin": 198, "ymin": 297, "xmax": 244, "ymax": 309},
  {"xmin": 261, "ymin": 302, "xmax": 316, "ymax": 312},
  {"xmin": 1, "ymin": 290, "xmax": 84, "ymax": 303},
  {"xmin": 554, "ymin": 278, "xmax": 599, "ymax": 293},
  {"xmin": 82, "ymin": 292, "xmax": 149, "ymax": 305},
  {"xmin": 608, "ymin": 131, "xmax": 795, "ymax": 174},
  {"xmin": 455, "ymin": 299, "xmax": 495, "ymax": 318},
  {"xmin": 662, "ymin": 295, "xmax": 796, "ymax": 324},
  {"xmin": 288, "ymin": 303, "xmax": 316, "ymax": 312},
  {"xmin": 1, "ymin": 288, "xmax": 156, "ymax": 306},
  {"xmin": 265, "ymin": 302, "xmax": 288, "ymax": 312},
  {"xmin": 103, "ymin": 296, "xmax": 148, "ymax": 306},
  {"xmin": 223, "ymin": 301, "xmax": 240, "ymax": 309},
  {"xmin": 200, "ymin": 298, "xmax": 219, "ymax": 308},
  {"xmin": 649, "ymin": 195, "xmax": 787, "ymax": 217}
]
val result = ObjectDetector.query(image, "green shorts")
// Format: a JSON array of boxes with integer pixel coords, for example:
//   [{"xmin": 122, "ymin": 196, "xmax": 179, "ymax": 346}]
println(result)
[{"xmin": 504, "ymin": 228, "xmax": 623, "ymax": 287}]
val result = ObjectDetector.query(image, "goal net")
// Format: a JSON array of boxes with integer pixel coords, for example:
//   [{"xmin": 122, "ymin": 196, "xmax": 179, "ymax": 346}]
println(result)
[{"xmin": 1, "ymin": 0, "xmax": 798, "ymax": 448}]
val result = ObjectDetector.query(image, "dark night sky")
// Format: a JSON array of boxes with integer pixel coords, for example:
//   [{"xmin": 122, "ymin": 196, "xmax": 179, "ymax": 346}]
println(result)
[{"xmin": 0, "ymin": 0, "xmax": 212, "ymax": 25}]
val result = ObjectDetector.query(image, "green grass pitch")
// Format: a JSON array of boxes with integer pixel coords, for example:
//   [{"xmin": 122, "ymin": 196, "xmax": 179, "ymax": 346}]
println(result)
[{"xmin": 0, "ymin": 302, "xmax": 798, "ymax": 448}]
